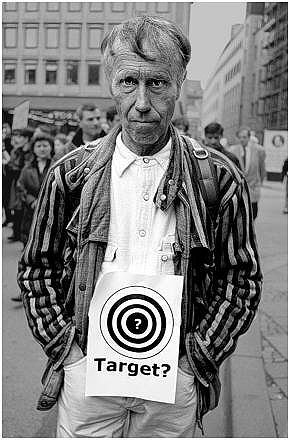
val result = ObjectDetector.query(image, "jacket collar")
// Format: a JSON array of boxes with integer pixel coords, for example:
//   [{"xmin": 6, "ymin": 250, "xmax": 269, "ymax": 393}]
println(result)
[{"xmin": 69, "ymin": 124, "xmax": 212, "ymax": 253}]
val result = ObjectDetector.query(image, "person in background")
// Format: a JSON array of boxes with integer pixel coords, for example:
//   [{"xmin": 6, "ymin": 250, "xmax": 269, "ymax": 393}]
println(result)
[
  {"xmin": 2, "ymin": 123, "xmax": 13, "ymax": 226},
  {"xmin": 3, "ymin": 122, "xmax": 13, "ymax": 153},
  {"xmin": 7, "ymin": 128, "xmax": 34, "ymax": 241},
  {"xmin": 203, "ymin": 123, "xmax": 241, "ymax": 169},
  {"xmin": 66, "ymin": 130, "xmax": 76, "ymax": 144},
  {"xmin": 54, "ymin": 133, "xmax": 68, "ymax": 161},
  {"xmin": 65, "ymin": 104, "xmax": 106, "ymax": 154},
  {"xmin": 105, "ymin": 106, "xmax": 121, "ymax": 133},
  {"xmin": 18, "ymin": 16, "xmax": 262, "ymax": 438},
  {"xmin": 229, "ymin": 127, "xmax": 266, "ymax": 220},
  {"xmin": 282, "ymin": 158, "xmax": 288, "ymax": 214},
  {"xmin": 33, "ymin": 124, "xmax": 53, "ymax": 136},
  {"xmin": 172, "ymin": 117, "xmax": 190, "ymax": 136},
  {"xmin": 12, "ymin": 134, "xmax": 54, "ymax": 302}
]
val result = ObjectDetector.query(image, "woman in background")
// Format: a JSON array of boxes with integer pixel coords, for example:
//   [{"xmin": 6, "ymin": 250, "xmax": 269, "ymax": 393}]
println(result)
[{"xmin": 16, "ymin": 134, "xmax": 54, "ymax": 247}]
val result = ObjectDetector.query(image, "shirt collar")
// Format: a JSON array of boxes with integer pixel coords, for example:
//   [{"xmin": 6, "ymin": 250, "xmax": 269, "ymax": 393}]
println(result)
[{"xmin": 114, "ymin": 132, "xmax": 172, "ymax": 177}]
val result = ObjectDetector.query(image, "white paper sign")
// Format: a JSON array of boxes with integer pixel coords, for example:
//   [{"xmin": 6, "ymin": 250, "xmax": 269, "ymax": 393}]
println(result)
[{"xmin": 85, "ymin": 272, "xmax": 184, "ymax": 404}]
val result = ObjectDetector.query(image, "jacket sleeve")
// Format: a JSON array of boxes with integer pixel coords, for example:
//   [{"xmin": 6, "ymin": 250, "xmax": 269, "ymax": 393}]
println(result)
[
  {"xmin": 17, "ymin": 165, "xmax": 76, "ymax": 369},
  {"xmin": 187, "ymin": 177, "xmax": 262, "ymax": 385}
]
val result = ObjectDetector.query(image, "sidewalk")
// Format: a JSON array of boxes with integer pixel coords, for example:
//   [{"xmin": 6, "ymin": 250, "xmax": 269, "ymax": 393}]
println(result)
[{"xmin": 199, "ymin": 181, "xmax": 288, "ymax": 438}]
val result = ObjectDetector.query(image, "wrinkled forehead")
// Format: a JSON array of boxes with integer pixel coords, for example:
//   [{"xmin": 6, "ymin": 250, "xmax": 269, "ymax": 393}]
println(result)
[{"xmin": 108, "ymin": 38, "xmax": 181, "ymax": 76}]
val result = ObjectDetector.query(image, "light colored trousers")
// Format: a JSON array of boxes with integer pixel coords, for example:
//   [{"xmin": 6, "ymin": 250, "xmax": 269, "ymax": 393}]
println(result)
[{"xmin": 57, "ymin": 356, "xmax": 197, "ymax": 438}]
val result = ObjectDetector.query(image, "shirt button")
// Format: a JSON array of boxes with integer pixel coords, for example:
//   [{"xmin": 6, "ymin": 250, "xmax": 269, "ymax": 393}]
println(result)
[
  {"xmin": 161, "ymin": 255, "xmax": 168, "ymax": 262},
  {"xmin": 84, "ymin": 167, "xmax": 90, "ymax": 174},
  {"xmin": 143, "ymin": 193, "xmax": 149, "ymax": 201},
  {"xmin": 143, "ymin": 158, "xmax": 149, "ymax": 164},
  {"xmin": 160, "ymin": 194, "xmax": 167, "ymax": 201},
  {"xmin": 79, "ymin": 283, "xmax": 86, "ymax": 291},
  {"xmin": 168, "ymin": 179, "xmax": 174, "ymax": 185},
  {"xmin": 139, "ymin": 230, "xmax": 146, "ymax": 237}
]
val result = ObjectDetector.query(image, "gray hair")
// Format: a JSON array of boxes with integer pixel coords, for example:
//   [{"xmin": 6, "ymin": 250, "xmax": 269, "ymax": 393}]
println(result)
[{"xmin": 101, "ymin": 16, "xmax": 191, "ymax": 88}]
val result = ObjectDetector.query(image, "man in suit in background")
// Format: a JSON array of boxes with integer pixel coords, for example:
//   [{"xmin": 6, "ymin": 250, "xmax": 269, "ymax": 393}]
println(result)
[{"xmin": 229, "ymin": 127, "xmax": 266, "ymax": 220}]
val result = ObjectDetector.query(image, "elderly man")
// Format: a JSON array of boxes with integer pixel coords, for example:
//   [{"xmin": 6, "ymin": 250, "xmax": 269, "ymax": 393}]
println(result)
[
  {"xmin": 229, "ymin": 127, "xmax": 266, "ymax": 220},
  {"xmin": 18, "ymin": 17, "xmax": 262, "ymax": 438}
]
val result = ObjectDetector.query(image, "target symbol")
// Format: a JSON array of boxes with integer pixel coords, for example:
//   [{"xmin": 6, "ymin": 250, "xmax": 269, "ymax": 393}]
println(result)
[{"xmin": 100, "ymin": 286, "xmax": 174, "ymax": 359}]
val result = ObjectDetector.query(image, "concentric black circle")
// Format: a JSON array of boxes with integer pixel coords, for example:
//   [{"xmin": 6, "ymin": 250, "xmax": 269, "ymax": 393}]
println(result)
[{"xmin": 100, "ymin": 286, "xmax": 174, "ymax": 359}]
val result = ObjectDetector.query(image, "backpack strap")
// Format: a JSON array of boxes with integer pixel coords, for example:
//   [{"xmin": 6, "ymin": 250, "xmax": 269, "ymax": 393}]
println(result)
[{"xmin": 188, "ymin": 139, "xmax": 219, "ymax": 218}]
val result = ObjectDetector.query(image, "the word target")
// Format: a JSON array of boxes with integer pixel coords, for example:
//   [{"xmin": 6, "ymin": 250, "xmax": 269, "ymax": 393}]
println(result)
[{"xmin": 100, "ymin": 286, "xmax": 174, "ymax": 359}]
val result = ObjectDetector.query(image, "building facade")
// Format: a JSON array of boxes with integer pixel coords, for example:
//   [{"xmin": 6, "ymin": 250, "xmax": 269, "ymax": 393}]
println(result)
[
  {"xmin": 2, "ymin": 2, "xmax": 191, "ymax": 127},
  {"xmin": 202, "ymin": 23, "xmax": 244, "ymax": 143},
  {"xmin": 259, "ymin": 2, "xmax": 288, "ymax": 131},
  {"xmin": 184, "ymin": 79, "xmax": 203, "ymax": 140},
  {"xmin": 202, "ymin": 3, "xmax": 266, "ymax": 144}
]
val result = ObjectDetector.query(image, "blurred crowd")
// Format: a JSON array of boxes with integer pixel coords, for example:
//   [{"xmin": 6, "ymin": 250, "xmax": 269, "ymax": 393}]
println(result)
[
  {"xmin": 2, "ymin": 107, "xmax": 287, "ymax": 254},
  {"xmin": 2, "ymin": 103, "xmax": 120, "ymax": 248}
]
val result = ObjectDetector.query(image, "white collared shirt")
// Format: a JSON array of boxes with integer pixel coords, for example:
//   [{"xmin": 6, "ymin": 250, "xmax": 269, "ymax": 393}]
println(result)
[{"xmin": 101, "ymin": 133, "xmax": 176, "ymax": 276}]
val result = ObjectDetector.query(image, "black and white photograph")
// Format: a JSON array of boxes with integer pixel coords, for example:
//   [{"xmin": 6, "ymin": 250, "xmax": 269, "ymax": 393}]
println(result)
[{"xmin": 2, "ymin": 1, "xmax": 288, "ymax": 438}]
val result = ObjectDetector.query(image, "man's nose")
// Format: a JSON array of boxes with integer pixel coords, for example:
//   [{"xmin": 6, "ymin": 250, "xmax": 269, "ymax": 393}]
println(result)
[{"xmin": 135, "ymin": 84, "xmax": 151, "ymax": 113}]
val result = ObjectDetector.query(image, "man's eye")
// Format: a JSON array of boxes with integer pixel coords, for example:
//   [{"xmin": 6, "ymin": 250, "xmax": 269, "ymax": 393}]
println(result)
[
  {"xmin": 148, "ymin": 79, "xmax": 165, "ymax": 88},
  {"xmin": 121, "ymin": 77, "xmax": 137, "ymax": 87}
]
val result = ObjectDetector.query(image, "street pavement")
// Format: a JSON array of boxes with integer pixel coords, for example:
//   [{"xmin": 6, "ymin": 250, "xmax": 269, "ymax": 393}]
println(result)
[{"xmin": 2, "ymin": 181, "xmax": 288, "ymax": 438}]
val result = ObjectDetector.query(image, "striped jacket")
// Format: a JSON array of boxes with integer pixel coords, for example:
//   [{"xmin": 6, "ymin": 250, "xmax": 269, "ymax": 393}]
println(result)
[{"xmin": 18, "ymin": 125, "xmax": 262, "ymax": 428}]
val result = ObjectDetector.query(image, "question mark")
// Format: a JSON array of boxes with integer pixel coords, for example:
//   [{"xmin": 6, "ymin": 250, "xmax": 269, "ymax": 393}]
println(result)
[
  {"xmin": 135, "ymin": 318, "xmax": 142, "ymax": 329},
  {"xmin": 161, "ymin": 364, "xmax": 171, "ymax": 377}
]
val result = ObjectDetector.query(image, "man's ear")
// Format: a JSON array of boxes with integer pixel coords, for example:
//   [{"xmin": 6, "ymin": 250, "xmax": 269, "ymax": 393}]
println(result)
[{"xmin": 176, "ymin": 70, "xmax": 187, "ymax": 101}]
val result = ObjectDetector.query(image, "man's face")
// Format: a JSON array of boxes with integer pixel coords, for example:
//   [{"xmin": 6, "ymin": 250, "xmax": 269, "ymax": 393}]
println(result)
[
  {"xmin": 238, "ymin": 130, "xmax": 250, "ymax": 147},
  {"xmin": 79, "ymin": 109, "xmax": 102, "ymax": 138},
  {"xmin": 109, "ymin": 45, "xmax": 182, "ymax": 150},
  {"xmin": 204, "ymin": 133, "xmax": 222, "ymax": 148}
]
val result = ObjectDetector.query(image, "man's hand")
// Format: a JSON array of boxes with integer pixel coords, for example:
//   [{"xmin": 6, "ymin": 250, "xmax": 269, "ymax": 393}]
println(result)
[
  {"xmin": 178, "ymin": 354, "xmax": 194, "ymax": 376},
  {"xmin": 63, "ymin": 341, "xmax": 84, "ymax": 367}
]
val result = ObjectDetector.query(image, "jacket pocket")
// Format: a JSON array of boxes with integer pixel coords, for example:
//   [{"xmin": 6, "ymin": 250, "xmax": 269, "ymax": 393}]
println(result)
[{"xmin": 63, "ymin": 355, "xmax": 87, "ymax": 371}]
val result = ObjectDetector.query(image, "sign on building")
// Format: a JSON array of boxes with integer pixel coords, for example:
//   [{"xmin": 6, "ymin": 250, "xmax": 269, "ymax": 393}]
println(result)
[
  {"xmin": 12, "ymin": 100, "xmax": 30, "ymax": 130},
  {"xmin": 263, "ymin": 129, "xmax": 288, "ymax": 174}
]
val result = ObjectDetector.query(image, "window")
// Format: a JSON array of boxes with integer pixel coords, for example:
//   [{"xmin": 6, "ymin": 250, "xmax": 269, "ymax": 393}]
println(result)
[
  {"xmin": 90, "ymin": 2, "xmax": 104, "ymax": 11},
  {"xmin": 4, "ymin": 2, "xmax": 17, "ymax": 11},
  {"xmin": 45, "ymin": 62, "xmax": 58, "ymax": 84},
  {"xmin": 135, "ymin": 2, "xmax": 147, "ymax": 12},
  {"xmin": 111, "ymin": 2, "xmax": 125, "ymax": 12},
  {"xmin": 67, "ymin": 25, "xmax": 81, "ymax": 48},
  {"xmin": 45, "ymin": 25, "xmax": 60, "ymax": 48},
  {"xmin": 47, "ymin": 3, "xmax": 60, "ymax": 11},
  {"xmin": 3, "ymin": 25, "xmax": 17, "ymax": 48},
  {"xmin": 24, "ymin": 64, "xmax": 36, "ymax": 84},
  {"xmin": 25, "ymin": 2, "xmax": 39, "ymax": 11},
  {"xmin": 4, "ymin": 63, "xmax": 16, "ymax": 83},
  {"xmin": 156, "ymin": 3, "xmax": 170, "ymax": 12},
  {"xmin": 88, "ymin": 64, "xmax": 100, "ymax": 85},
  {"xmin": 24, "ymin": 25, "xmax": 38, "ymax": 48},
  {"xmin": 88, "ymin": 26, "xmax": 103, "ymax": 49},
  {"xmin": 66, "ymin": 61, "xmax": 78, "ymax": 85},
  {"xmin": 68, "ymin": 2, "xmax": 81, "ymax": 11}
]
